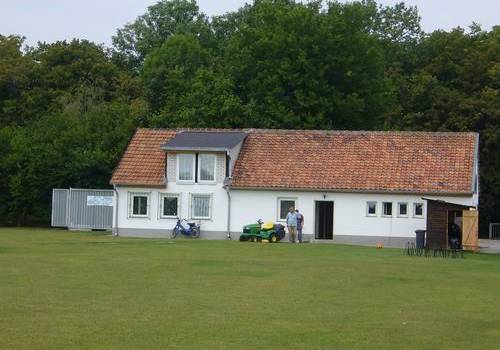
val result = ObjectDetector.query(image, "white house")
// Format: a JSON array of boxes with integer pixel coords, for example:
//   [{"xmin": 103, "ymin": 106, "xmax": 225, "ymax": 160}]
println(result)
[{"xmin": 110, "ymin": 128, "xmax": 479, "ymax": 247}]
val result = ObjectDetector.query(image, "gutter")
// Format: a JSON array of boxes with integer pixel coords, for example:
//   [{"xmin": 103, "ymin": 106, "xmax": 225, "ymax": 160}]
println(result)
[
  {"xmin": 113, "ymin": 185, "xmax": 119, "ymax": 237},
  {"xmin": 228, "ymin": 186, "xmax": 474, "ymax": 196}
]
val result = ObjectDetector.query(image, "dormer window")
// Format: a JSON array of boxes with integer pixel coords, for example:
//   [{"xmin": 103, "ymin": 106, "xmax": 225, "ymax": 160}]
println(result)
[
  {"xmin": 177, "ymin": 154, "xmax": 195, "ymax": 182},
  {"xmin": 198, "ymin": 154, "xmax": 216, "ymax": 182}
]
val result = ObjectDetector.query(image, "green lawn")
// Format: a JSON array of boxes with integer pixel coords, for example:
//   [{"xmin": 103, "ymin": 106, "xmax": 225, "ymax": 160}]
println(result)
[{"xmin": 0, "ymin": 228, "xmax": 499, "ymax": 350}]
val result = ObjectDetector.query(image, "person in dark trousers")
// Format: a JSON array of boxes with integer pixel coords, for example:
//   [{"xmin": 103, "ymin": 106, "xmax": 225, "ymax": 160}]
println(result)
[{"xmin": 296, "ymin": 209, "xmax": 304, "ymax": 243}]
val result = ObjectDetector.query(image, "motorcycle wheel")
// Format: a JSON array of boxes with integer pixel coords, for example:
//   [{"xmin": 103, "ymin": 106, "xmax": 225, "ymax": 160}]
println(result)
[
  {"xmin": 171, "ymin": 227, "xmax": 179, "ymax": 239},
  {"xmin": 191, "ymin": 228, "xmax": 200, "ymax": 238}
]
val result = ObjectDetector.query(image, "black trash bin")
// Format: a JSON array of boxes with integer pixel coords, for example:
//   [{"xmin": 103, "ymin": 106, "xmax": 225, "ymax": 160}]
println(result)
[{"xmin": 415, "ymin": 230, "xmax": 426, "ymax": 249}]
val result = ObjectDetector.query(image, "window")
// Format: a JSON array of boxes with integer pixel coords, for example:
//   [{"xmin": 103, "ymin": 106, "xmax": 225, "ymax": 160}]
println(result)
[
  {"xmin": 278, "ymin": 198, "xmax": 297, "ymax": 221},
  {"xmin": 191, "ymin": 194, "xmax": 212, "ymax": 219},
  {"xmin": 198, "ymin": 154, "xmax": 216, "ymax": 182},
  {"xmin": 129, "ymin": 192, "xmax": 150, "ymax": 218},
  {"xmin": 382, "ymin": 202, "xmax": 393, "ymax": 217},
  {"xmin": 178, "ymin": 154, "xmax": 195, "ymax": 182},
  {"xmin": 160, "ymin": 193, "xmax": 180, "ymax": 218},
  {"xmin": 414, "ymin": 203, "xmax": 424, "ymax": 218},
  {"xmin": 398, "ymin": 202, "xmax": 408, "ymax": 217},
  {"xmin": 366, "ymin": 201, "xmax": 377, "ymax": 216}
]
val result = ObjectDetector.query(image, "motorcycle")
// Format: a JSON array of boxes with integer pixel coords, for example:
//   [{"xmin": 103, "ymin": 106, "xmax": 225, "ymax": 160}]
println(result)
[{"xmin": 171, "ymin": 218, "xmax": 201, "ymax": 239}]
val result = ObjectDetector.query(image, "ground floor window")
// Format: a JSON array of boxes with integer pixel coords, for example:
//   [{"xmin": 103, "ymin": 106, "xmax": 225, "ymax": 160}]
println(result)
[
  {"xmin": 382, "ymin": 202, "xmax": 393, "ymax": 217},
  {"xmin": 129, "ymin": 192, "xmax": 150, "ymax": 218},
  {"xmin": 398, "ymin": 202, "xmax": 408, "ymax": 217},
  {"xmin": 278, "ymin": 198, "xmax": 297, "ymax": 221},
  {"xmin": 191, "ymin": 194, "xmax": 212, "ymax": 219},
  {"xmin": 414, "ymin": 203, "xmax": 424, "ymax": 218},
  {"xmin": 366, "ymin": 201, "xmax": 377, "ymax": 216},
  {"xmin": 160, "ymin": 193, "xmax": 180, "ymax": 218}
]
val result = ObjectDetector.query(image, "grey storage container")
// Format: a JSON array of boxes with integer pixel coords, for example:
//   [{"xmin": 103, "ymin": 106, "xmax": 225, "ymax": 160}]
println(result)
[{"xmin": 51, "ymin": 188, "xmax": 114, "ymax": 230}]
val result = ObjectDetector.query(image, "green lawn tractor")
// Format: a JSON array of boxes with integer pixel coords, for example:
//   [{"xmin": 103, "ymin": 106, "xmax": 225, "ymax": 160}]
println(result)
[{"xmin": 239, "ymin": 219, "xmax": 286, "ymax": 243}]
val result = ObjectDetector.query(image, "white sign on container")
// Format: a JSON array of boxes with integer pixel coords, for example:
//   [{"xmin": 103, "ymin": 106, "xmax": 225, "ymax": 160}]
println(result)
[{"xmin": 86, "ymin": 195, "xmax": 113, "ymax": 207}]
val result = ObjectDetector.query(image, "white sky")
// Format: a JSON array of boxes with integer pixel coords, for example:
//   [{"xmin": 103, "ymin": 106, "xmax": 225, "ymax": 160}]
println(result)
[{"xmin": 0, "ymin": 0, "xmax": 498, "ymax": 47}]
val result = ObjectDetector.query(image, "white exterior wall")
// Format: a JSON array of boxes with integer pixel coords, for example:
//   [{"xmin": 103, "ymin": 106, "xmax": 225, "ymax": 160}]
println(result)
[
  {"xmin": 114, "ymin": 184, "xmax": 228, "ymax": 236},
  {"xmin": 113, "ymin": 152, "xmax": 229, "ymax": 237},
  {"xmin": 229, "ymin": 190, "xmax": 475, "ymax": 238}
]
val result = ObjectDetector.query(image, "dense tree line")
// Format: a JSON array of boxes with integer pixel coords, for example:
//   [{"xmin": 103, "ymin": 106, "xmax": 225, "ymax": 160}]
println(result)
[{"xmin": 0, "ymin": 0, "xmax": 498, "ymax": 234}]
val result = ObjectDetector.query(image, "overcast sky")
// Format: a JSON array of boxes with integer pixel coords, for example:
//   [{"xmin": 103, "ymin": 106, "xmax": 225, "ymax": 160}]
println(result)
[{"xmin": 0, "ymin": 0, "xmax": 498, "ymax": 47}]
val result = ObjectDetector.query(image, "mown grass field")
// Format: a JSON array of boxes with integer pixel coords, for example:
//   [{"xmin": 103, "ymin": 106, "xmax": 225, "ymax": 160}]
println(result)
[{"xmin": 0, "ymin": 228, "xmax": 499, "ymax": 350}]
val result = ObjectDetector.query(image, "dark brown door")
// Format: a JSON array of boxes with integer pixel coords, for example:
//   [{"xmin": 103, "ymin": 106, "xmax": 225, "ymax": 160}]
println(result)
[{"xmin": 315, "ymin": 201, "xmax": 334, "ymax": 239}]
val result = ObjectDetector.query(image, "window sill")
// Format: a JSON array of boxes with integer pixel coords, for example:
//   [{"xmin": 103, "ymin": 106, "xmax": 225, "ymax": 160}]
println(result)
[
  {"xmin": 197, "ymin": 181, "xmax": 217, "ymax": 185},
  {"xmin": 191, "ymin": 217, "xmax": 212, "ymax": 221},
  {"xmin": 129, "ymin": 215, "xmax": 150, "ymax": 219},
  {"xmin": 159, "ymin": 216, "xmax": 178, "ymax": 220},
  {"xmin": 366, "ymin": 214, "xmax": 377, "ymax": 217},
  {"xmin": 413, "ymin": 216, "xmax": 424, "ymax": 219},
  {"xmin": 177, "ymin": 181, "xmax": 195, "ymax": 185},
  {"xmin": 397, "ymin": 215, "xmax": 409, "ymax": 218},
  {"xmin": 382, "ymin": 215, "xmax": 393, "ymax": 218}
]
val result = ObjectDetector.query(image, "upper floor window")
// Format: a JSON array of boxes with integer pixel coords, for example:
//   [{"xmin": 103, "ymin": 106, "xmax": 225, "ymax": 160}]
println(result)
[
  {"xmin": 198, "ymin": 154, "xmax": 216, "ymax": 182},
  {"xmin": 178, "ymin": 154, "xmax": 195, "ymax": 182}
]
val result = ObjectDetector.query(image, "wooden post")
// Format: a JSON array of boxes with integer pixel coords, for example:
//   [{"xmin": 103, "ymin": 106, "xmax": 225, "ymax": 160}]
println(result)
[{"xmin": 462, "ymin": 210, "xmax": 479, "ymax": 252}]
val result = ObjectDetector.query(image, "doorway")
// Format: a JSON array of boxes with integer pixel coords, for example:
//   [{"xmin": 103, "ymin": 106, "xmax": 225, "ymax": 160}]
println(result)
[{"xmin": 315, "ymin": 201, "xmax": 334, "ymax": 240}]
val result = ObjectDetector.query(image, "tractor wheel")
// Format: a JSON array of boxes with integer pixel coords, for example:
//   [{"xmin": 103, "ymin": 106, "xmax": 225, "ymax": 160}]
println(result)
[
  {"xmin": 248, "ymin": 236, "xmax": 255, "ymax": 242},
  {"xmin": 269, "ymin": 234, "xmax": 278, "ymax": 243},
  {"xmin": 239, "ymin": 235, "xmax": 247, "ymax": 242}
]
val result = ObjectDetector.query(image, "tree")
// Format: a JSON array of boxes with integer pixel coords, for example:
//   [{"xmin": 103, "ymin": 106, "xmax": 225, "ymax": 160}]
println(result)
[
  {"xmin": 0, "ymin": 35, "xmax": 33, "ymax": 127},
  {"xmin": 385, "ymin": 26, "xmax": 500, "ymax": 233},
  {"xmin": 112, "ymin": 0, "xmax": 211, "ymax": 70},
  {"xmin": 220, "ymin": 0, "xmax": 389, "ymax": 129}
]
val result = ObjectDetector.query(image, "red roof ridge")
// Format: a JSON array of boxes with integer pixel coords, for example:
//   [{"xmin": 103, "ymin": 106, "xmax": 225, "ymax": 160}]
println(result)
[{"xmin": 134, "ymin": 127, "xmax": 477, "ymax": 137}]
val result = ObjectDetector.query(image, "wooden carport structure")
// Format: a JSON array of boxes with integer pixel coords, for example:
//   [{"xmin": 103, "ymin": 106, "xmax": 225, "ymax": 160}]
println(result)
[{"xmin": 423, "ymin": 198, "xmax": 478, "ymax": 251}]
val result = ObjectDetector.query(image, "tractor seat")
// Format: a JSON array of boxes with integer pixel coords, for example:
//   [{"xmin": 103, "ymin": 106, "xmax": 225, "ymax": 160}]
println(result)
[{"xmin": 261, "ymin": 222, "xmax": 274, "ymax": 230}]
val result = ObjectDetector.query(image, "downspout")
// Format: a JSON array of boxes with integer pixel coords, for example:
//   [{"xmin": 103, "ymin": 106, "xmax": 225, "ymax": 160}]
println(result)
[
  {"xmin": 226, "ymin": 187, "xmax": 231, "ymax": 240},
  {"xmin": 225, "ymin": 150, "xmax": 232, "ymax": 239},
  {"xmin": 113, "ymin": 185, "xmax": 119, "ymax": 237}
]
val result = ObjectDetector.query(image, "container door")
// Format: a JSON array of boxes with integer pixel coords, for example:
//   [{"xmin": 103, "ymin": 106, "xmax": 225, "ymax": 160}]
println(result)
[{"xmin": 51, "ymin": 189, "xmax": 69, "ymax": 227}]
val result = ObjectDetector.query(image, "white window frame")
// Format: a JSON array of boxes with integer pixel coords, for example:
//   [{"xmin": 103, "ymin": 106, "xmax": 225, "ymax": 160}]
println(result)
[
  {"xmin": 277, "ymin": 197, "xmax": 297, "ymax": 222},
  {"xmin": 382, "ymin": 202, "xmax": 393, "ymax": 217},
  {"xmin": 128, "ymin": 192, "xmax": 150, "ymax": 218},
  {"xmin": 398, "ymin": 202, "xmax": 409, "ymax": 218},
  {"xmin": 366, "ymin": 201, "xmax": 377, "ymax": 217},
  {"xmin": 159, "ymin": 193, "xmax": 181, "ymax": 219},
  {"xmin": 197, "ymin": 153, "xmax": 217, "ymax": 184},
  {"xmin": 413, "ymin": 202, "xmax": 424, "ymax": 218},
  {"xmin": 177, "ymin": 153, "xmax": 196, "ymax": 183},
  {"xmin": 190, "ymin": 193, "xmax": 213, "ymax": 220}
]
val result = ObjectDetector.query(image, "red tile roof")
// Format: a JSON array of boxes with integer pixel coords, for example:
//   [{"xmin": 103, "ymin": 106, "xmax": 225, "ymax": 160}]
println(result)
[
  {"xmin": 110, "ymin": 129, "xmax": 176, "ymax": 186},
  {"xmin": 111, "ymin": 128, "xmax": 477, "ymax": 194},
  {"xmin": 231, "ymin": 130, "xmax": 477, "ymax": 194}
]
